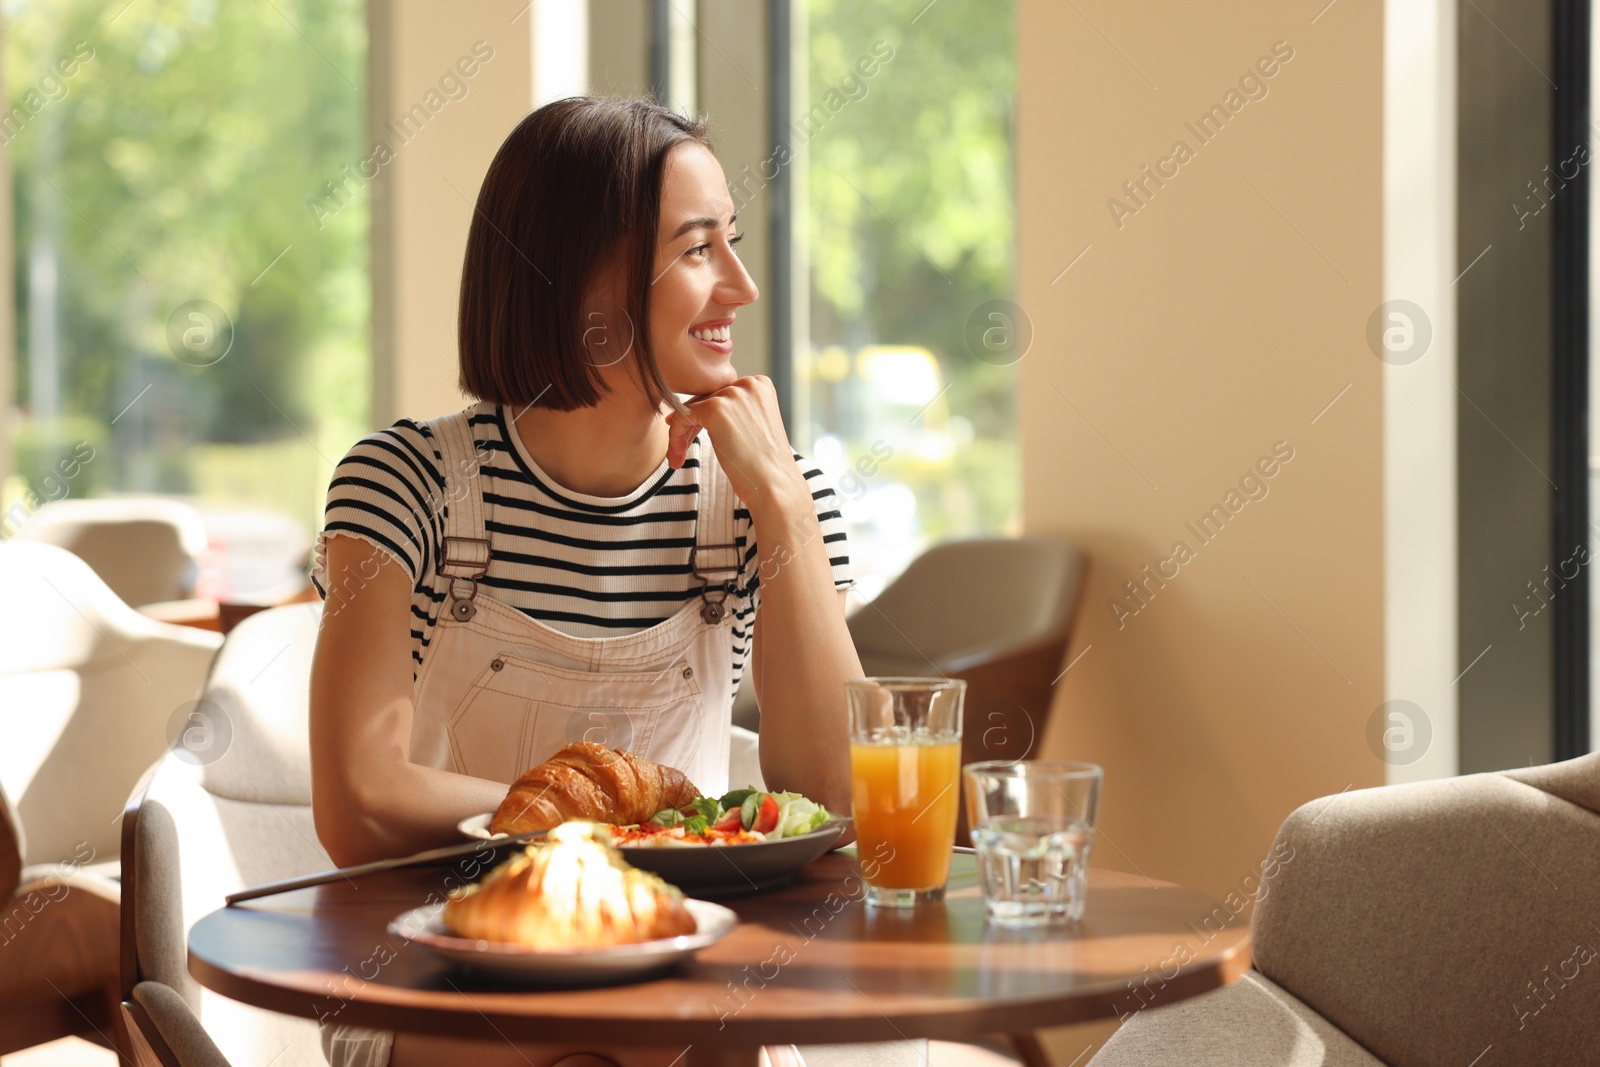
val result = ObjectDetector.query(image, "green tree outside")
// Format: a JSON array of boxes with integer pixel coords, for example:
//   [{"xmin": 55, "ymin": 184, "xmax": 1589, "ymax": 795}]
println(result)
[
  {"xmin": 4, "ymin": 0, "xmax": 368, "ymax": 540},
  {"xmin": 803, "ymin": 0, "xmax": 1019, "ymax": 571}
]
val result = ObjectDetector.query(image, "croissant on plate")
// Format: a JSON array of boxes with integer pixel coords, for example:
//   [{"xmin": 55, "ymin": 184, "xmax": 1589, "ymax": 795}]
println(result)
[
  {"xmin": 442, "ymin": 821, "xmax": 696, "ymax": 947},
  {"xmin": 489, "ymin": 742, "xmax": 701, "ymax": 837}
]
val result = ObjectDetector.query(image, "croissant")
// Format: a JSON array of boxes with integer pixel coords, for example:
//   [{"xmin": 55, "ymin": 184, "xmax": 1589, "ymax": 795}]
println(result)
[
  {"xmin": 443, "ymin": 821, "xmax": 696, "ymax": 947},
  {"xmin": 489, "ymin": 742, "xmax": 701, "ymax": 836}
]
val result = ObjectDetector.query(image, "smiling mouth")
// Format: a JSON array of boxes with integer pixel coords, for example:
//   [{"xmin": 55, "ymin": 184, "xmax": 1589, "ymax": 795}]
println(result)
[{"xmin": 689, "ymin": 324, "xmax": 731, "ymax": 343}]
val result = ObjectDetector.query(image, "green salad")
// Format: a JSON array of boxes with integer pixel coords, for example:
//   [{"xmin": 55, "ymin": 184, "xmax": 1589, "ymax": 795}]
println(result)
[{"xmin": 645, "ymin": 786, "xmax": 834, "ymax": 839}]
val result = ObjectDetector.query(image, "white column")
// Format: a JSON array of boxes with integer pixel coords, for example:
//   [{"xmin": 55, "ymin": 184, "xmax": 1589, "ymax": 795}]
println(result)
[
  {"xmin": 1384, "ymin": 0, "xmax": 1459, "ymax": 782},
  {"xmin": 0, "ymin": 16, "xmax": 14, "ymax": 487},
  {"xmin": 534, "ymin": 0, "xmax": 589, "ymax": 108}
]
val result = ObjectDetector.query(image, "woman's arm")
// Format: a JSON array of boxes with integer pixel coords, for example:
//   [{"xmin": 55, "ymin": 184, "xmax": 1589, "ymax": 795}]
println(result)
[
  {"xmin": 309, "ymin": 533, "xmax": 508, "ymax": 867},
  {"xmin": 669, "ymin": 376, "xmax": 862, "ymax": 814},
  {"xmin": 750, "ymin": 572, "xmax": 858, "ymax": 813}
]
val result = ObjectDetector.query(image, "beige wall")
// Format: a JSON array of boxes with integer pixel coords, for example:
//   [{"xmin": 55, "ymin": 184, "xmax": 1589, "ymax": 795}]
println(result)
[
  {"xmin": 1018, "ymin": 0, "xmax": 1385, "ymax": 903},
  {"xmin": 368, "ymin": 1, "xmax": 534, "ymax": 426},
  {"xmin": 588, "ymin": 0, "xmax": 650, "ymax": 97}
]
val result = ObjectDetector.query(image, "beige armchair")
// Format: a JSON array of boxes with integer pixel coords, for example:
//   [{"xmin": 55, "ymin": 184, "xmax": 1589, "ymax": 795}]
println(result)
[
  {"xmin": 1088, "ymin": 751, "xmax": 1600, "ymax": 1066},
  {"xmin": 121, "ymin": 600, "xmax": 333, "ymax": 1067},
  {"xmin": 0, "ymin": 541, "xmax": 221, "ymax": 1058},
  {"xmin": 14, "ymin": 497, "xmax": 211, "ymax": 608}
]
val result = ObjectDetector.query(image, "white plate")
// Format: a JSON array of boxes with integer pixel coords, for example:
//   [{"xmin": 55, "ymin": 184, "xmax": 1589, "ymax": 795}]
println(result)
[
  {"xmin": 388, "ymin": 897, "xmax": 737, "ymax": 984},
  {"xmin": 458, "ymin": 812, "xmax": 512, "ymax": 841},
  {"xmin": 457, "ymin": 813, "xmax": 851, "ymax": 896}
]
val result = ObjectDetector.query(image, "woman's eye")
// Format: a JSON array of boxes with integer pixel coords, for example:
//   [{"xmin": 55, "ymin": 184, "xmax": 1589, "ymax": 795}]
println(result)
[{"xmin": 686, "ymin": 233, "xmax": 745, "ymax": 259}]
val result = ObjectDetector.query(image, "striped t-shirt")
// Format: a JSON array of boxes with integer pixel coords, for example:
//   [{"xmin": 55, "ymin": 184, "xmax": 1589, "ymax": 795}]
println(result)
[{"xmin": 309, "ymin": 400, "xmax": 853, "ymax": 696}]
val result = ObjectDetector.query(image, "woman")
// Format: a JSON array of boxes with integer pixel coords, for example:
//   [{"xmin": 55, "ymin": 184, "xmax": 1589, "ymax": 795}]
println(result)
[{"xmin": 307, "ymin": 96, "xmax": 868, "ymax": 1067}]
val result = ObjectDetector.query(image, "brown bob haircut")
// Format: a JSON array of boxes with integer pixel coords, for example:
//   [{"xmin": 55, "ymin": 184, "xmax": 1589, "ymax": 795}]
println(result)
[{"xmin": 458, "ymin": 96, "xmax": 711, "ymax": 414}]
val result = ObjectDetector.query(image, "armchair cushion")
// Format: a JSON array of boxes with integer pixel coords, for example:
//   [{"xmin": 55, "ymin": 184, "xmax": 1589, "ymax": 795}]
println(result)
[
  {"xmin": 0, "ymin": 789, "xmax": 19, "ymax": 904},
  {"xmin": 1091, "ymin": 753, "xmax": 1600, "ymax": 1067},
  {"xmin": 1091, "ymin": 970, "xmax": 1385, "ymax": 1066},
  {"xmin": 132, "ymin": 981, "xmax": 232, "ymax": 1067},
  {"xmin": 1504, "ymin": 751, "xmax": 1600, "ymax": 816}
]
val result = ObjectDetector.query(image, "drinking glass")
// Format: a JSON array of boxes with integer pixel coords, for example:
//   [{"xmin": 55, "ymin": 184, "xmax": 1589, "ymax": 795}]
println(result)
[
  {"xmin": 963, "ymin": 760, "xmax": 1102, "ymax": 925},
  {"xmin": 846, "ymin": 677, "xmax": 966, "ymax": 908}
]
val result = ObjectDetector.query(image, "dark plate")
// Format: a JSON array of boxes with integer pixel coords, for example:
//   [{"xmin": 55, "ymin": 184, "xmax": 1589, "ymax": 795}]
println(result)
[{"xmin": 458, "ymin": 814, "xmax": 851, "ymax": 896}]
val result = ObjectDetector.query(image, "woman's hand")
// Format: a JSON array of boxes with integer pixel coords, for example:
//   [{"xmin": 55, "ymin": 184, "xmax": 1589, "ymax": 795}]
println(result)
[{"xmin": 664, "ymin": 375, "xmax": 809, "ymax": 516}]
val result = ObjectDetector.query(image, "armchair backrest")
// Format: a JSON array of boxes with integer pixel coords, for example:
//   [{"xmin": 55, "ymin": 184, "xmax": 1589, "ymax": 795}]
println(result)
[
  {"xmin": 0, "ymin": 542, "xmax": 220, "ymax": 868},
  {"xmin": 15, "ymin": 497, "xmax": 211, "ymax": 607},
  {"xmin": 847, "ymin": 536, "xmax": 1084, "ymax": 674},
  {"xmin": 1252, "ymin": 752, "xmax": 1600, "ymax": 1066}
]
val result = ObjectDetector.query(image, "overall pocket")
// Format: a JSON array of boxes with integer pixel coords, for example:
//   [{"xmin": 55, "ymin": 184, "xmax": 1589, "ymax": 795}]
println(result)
[
  {"xmin": 443, "ymin": 657, "xmax": 541, "ymax": 784},
  {"xmin": 445, "ymin": 653, "xmax": 706, "ymax": 785}
]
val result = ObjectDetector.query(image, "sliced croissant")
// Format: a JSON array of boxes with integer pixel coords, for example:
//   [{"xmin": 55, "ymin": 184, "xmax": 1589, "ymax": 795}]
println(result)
[{"xmin": 442, "ymin": 821, "xmax": 696, "ymax": 947}]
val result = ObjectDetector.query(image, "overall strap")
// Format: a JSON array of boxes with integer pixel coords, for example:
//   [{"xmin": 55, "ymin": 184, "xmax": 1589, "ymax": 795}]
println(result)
[
  {"xmin": 430, "ymin": 408, "xmax": 492, "ymax": 623},
  {"xmin": 690, "ymin": 431, "xmax": 741, "ymax": 624}
]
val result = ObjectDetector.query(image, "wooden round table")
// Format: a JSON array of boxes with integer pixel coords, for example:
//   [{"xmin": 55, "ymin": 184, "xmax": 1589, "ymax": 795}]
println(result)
[{"xmin": 188, "ymin": 849, "xmax": 1251, "ymax": 1066}]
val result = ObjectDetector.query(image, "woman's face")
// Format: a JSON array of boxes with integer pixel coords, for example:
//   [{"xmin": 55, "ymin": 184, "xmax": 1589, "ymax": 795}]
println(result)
[{"xmin": 641, "ymin": 142, "xmax": 759, "ymax": 398}]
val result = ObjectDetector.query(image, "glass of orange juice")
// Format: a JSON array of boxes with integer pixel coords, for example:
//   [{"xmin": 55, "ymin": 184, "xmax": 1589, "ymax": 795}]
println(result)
[{"xmin": 845, "ymin": 677, "xmax": 966, "ymax": 908}]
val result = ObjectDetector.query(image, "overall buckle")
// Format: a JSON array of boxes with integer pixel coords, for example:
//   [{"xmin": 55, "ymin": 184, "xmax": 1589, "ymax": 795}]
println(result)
[
  {"xmin": 690, "ymin": 542, "xmax": 741, "ymax": 623},
  {"xmin": 441, "ymin": 536, "xmax": 491, "ymax": 621}
]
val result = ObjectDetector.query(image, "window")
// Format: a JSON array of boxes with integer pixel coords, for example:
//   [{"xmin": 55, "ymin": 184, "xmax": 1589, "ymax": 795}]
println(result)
[
  {"xmin": 796, "ymin": 0, "xmax": 1020, "ymax": 601},
  {"xmin": 3, "ymin": 0, "xmax": 368, "ymax": 592}
]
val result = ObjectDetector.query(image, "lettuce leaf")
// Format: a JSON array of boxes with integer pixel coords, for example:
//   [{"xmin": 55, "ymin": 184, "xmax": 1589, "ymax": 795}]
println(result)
[
  {"xmin": 691, "ymin": 796, "xmax": 723, "ymax": 823},
  {"xmin": 770, "ymin": 791, "xmax": 832, "ymax": 838}
]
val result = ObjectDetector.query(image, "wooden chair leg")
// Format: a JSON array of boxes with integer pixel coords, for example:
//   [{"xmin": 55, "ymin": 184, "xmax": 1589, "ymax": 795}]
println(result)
[
  {"xmin": 1007, "ymin": 1032, "xmax": 1054, "ymax": 1067},
  {"xmin": 108, "ymin": 981, "xmax": 135, "ymax": 1067},
  {"xmin": 121, "ymin": 1000, "xmax": 180, "ymax": 1067}
]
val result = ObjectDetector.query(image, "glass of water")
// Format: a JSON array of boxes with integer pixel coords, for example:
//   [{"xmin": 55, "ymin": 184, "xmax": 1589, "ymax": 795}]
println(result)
[{"xmin": 962, "ymin": 760, "xmax": 1103, "ymax": 925}]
